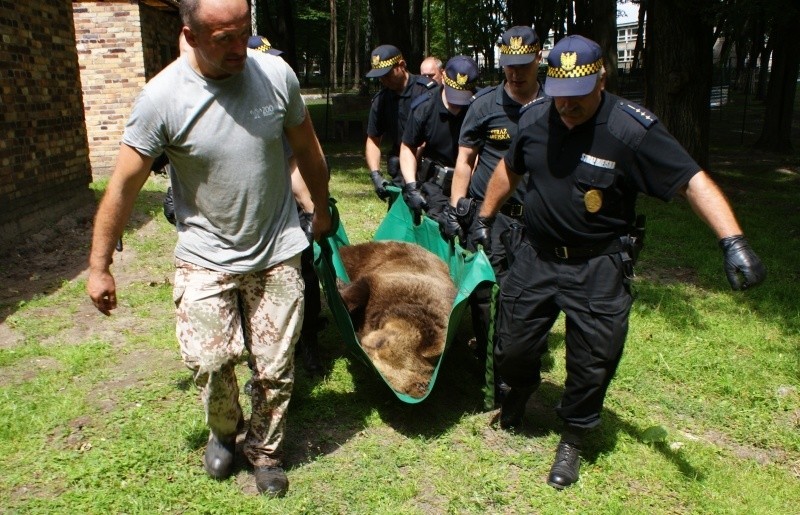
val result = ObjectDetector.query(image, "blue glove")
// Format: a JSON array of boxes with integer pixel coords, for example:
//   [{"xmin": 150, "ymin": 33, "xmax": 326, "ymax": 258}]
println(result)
[{"xmin": 719, "ymin": 235, "xmax": 766, "ymax": 290}]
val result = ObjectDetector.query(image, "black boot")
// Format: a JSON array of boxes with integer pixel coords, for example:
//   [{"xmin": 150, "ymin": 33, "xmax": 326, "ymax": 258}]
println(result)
[
  {"xmin": 297, "ymin": 333, "xmax": 324, "ymax": 375},
  {"xmin": 255, "ymin": 466, "xmax": 289, "ymax": 497},
  {"xmin": 499, "ymin": 382, "xmax": 539, "ymax": 429},
  {"xmin": 547, "ymin": 427, "xmax": 584, "ymax": 489},
  {"xmin": 204, "ymin": 434, "xmax": 236, "ymax": 480}
]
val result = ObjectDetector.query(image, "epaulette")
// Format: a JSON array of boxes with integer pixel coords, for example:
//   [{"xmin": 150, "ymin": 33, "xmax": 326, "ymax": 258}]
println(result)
[
  {"xmin": 469, "ymin": 85, "xmax": 495, "ymax": 103},
  {"xmin": 410, "ymin": 92, "xmax": 432, "ymax": 110},
  {"xmin": 519, "ymin": 95, "xmax": 549, "ymax": 115},
  {"xmin": 617, "ymin": 101, "xmax": 657, "ymax": 128},
  {"xmin": 416, "ymin": 76, "xmax": 437, "ymax": 89}
]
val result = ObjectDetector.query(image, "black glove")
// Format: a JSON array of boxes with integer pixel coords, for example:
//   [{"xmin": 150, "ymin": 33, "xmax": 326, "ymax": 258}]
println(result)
[
  {"xmin": 402, "ymin": 181, "xmax": 428, "ymax": 215},
  {"xmin": 439, "ymin": 204, "xmax": 464, "ymax": 242},
  {"xmin": 163, "ymin": 187, "xmax": 176, "ymax": 226},
  {"xmin": 468, "ymin": 215, "xmax": 495, "ymax": 253},
  {"xmin": 370, "ymin": 170, "xmax": 390, "ymax": 201},
  {"xmin": 298, "ymin": 211, "xmax": 314, "ymax": 243},
  {"xmin": 719, "ymin": 235, "xmax": 766, "ymax": 290}
]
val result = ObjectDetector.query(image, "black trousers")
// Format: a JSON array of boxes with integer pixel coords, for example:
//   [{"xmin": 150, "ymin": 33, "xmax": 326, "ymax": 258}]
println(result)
[
  {"xmin": 467, "ymin": 213, "xmax": 519, "ymax": 359},
  {"xmin": 493, "ymin": 240, "xmax": 633, "ymax": 428}
]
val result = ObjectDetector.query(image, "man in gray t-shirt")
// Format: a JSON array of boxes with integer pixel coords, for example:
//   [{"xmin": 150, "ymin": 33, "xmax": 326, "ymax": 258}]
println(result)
[{"xmin": 87, "ymin": 0, "xmax": 330, "ymax": 499}]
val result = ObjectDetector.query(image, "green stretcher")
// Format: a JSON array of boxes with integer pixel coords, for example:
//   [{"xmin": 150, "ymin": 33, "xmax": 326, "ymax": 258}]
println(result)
[{"xmin": 313, "ymin": 189, "xmax": 498, "ymax": 405}]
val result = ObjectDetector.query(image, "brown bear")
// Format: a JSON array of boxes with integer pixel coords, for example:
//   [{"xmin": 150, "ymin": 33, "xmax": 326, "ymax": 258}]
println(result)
[{"xmin": 337, "ymin": 240, "xmax": 457, "ymax": 398}]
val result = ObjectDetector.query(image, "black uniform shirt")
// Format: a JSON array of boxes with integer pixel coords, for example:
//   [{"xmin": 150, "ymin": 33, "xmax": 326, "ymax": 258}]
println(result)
[
  {"xmin": 458, "ymin": 82, "xmax": 532, "ymax": 202},
  {"xmin": 367, "ymin": 74, "xmax": 435, "ymax": 157},
  {"xmin": 505, "ymin": 91, "xmax": 700, "ymax": 247},
  {"xmin": 402, "ymin": 85, "xmax": 468, "ymax": 167}
]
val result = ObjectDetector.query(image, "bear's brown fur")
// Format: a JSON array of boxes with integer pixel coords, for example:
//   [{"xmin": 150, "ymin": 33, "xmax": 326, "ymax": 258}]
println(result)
[{"xmin": 337, "ymin": 241, "xmax": 456, "ymax": 397}]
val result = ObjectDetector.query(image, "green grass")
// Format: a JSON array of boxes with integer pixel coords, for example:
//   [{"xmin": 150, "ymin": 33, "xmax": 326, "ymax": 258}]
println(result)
[{"xmin": 1, "ymin": 100, "xmax": 799, "ymax": 512}]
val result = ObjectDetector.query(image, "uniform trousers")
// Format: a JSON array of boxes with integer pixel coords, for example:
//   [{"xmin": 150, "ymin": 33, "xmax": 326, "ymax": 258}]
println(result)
[
  {"xmin": 494, "ymin": 240, "xmax": 633, "ymax": 428},
  {"xmin": 468, "ymin": 212, "xmax": 519, "ymax": 364},
  {"xmin": 173, "ymin": 254, "xmax": 304, "ymax": 467}
]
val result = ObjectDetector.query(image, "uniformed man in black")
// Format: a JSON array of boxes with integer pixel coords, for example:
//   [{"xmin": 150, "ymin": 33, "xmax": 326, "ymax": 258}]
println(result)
[
  {"xmin": 399, "ymin": 55, "xmax": 479, "ymax": 223},
  {"xmin": 440, "ymin": 27, "xmax": 543, "ymax": 397},
  {"xmin": 472, "ymin": 35, "xmax": 766, "ymax": 489},
  {"xmin": 365, "ymin": 44, "xmax": 436, "ymax": 199}
]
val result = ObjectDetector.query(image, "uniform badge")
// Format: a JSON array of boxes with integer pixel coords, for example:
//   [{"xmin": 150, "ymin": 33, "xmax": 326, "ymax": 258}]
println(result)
[
  {"xmin": 372, "ymin": 55, "xmax": 380, "ymax": 67},
  {"xmin": 510, "ymin": 36, "xmax": 523, "ymax": 51},
  {"xmin": 584, "ymin": 189, "xmax": 602, "ymax": 213},
  {"xmin": 457, "ymin": 73, "xmax": 468, "ymax": 86},
  {"xmin": 561, "ymin": 51, "xmax": 577, "ymax": 71}
]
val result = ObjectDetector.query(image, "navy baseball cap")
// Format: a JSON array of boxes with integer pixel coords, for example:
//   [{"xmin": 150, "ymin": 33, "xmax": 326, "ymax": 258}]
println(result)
[
  {"xmin": 248, "ymin": 35, "xmax": 283, "ymax": 56},
  {"xmin": 544, "ymin": 35, "xmax": 604, "ymax": 97},
  {"xmin": 443, "ymin": 56, "xmax": 479, "ymax": 106},
  {"xmin": 366, "ymin": 44, "xmax": 403, "ymax": 78},
  {"xmin": 498, "ymin": 26, "xmax": 541, "ymax": 67}
]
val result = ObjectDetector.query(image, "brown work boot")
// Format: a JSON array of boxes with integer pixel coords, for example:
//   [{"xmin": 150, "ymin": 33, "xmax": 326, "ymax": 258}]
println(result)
[{"xmin": 255, "ymin": 466, "xmax": 289, "ymax": 498}]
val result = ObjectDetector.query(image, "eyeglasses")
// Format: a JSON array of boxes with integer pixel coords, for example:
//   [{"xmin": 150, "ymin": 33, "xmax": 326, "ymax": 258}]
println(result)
[{"xmin": 422, "ymin": 73, "xmax": 437, "ymax": 78}]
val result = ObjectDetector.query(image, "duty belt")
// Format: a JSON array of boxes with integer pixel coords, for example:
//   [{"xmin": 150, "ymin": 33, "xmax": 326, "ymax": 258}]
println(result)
[
  {"xmin": 431, "ymin": 164, "xmax": 454, "ymax": 188},
  {"xmin": 531, "ymin": 238, "xmax": 624, "ymax": 260},
  {"xmin": 499, "ymin": 202, "xmax": 523, "ymax": 219}
]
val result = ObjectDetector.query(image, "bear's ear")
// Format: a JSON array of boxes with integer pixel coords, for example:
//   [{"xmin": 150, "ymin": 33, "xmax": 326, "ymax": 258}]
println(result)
[{"xmin": 338, "ymin": 278, "xmax": 371, "ymax": 312}]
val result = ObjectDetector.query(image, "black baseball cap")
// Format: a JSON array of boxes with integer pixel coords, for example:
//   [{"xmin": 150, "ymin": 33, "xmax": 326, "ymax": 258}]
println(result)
[
  {"xmin": 498, "ymin": 26, "xmax": 541, "ymax": 67},
  {"xmin": 443, "ymin": 56, "xmax": 479, "ymax": 106},
  {"xmin": 544, "ymin": 35, "xmax": 603, "ymax": 97},
  {"xmin": 366, "ymin": 44, "xmax": 403, "ymax": 78}
]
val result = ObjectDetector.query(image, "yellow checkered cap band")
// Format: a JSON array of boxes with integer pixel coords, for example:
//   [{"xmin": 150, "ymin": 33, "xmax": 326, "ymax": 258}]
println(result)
[
  {"xmin": 443, "ymin": 74, "xmax": 475, "ymax": 90},
  {"xmin": 547, "ymin": 58, "xmax": 602, "ymax": 79},
  {"xmin": 371, "ymin": 54, "xmax": 403, "ymax": 69},
  {"xmin": 500, "ymin": 43, "xmax": 541, "ymax": 55}
]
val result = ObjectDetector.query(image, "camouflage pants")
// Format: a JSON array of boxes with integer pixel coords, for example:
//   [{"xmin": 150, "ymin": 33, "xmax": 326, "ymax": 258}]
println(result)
[{"xmin": 173, "ymin": 254, "xmax": 304, "ymax": 467}]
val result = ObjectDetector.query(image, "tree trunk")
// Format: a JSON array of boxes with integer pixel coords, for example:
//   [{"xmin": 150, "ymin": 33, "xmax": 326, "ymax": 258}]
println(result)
[
  {"xmin": 755, "ymin": 11, "xmax": 800, "ymax": 152},
  {"xmin": 344, "ymin": 0, "xmax": 353, "ymax": 89},
  {"xmin": 644, "ymin": 0, "xmax": 713, "ymax": 168},
  {"xmin": 330, "ymin": 0, "xmax": 338, "ymax": 88},
  {"xmin": 367, "ymin": 0, "xmax": 420, "ymax": 70},
  {"xmin": 631, "ymin": 0, "xmax": 646, "ymax": 71}
]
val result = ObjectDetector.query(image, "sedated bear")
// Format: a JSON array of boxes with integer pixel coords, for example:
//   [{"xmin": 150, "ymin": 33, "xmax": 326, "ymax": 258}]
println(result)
[{"xmin": 337, "ymin": 240, "xmax": 456, "ymax": 397}]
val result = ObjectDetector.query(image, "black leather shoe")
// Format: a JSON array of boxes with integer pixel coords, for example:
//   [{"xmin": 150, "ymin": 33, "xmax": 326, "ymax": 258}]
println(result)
[
  {"xmin": 499, "ymin": 383, "xmax": 537, "ymax": 429},
  {"xmin": 547, "ymin": 440, "xmax": 581, "ymax": 489},
  {"xmin": 204, "ymin": 434, "xmax": 236, "ymax": 480},
  {"xmin": 255, "ymin": 466, "xmax": 289, "ymax": 498}
]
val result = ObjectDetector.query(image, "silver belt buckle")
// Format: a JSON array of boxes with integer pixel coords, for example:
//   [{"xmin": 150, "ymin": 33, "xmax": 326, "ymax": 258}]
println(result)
[{"xmin": 554, "ymin": 246, "xmax": 569, "ymax": 259}]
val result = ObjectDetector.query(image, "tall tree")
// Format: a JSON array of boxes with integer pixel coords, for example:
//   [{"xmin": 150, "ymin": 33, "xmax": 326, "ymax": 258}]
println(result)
[
  {"xmin": 645, "ymin": 0, "xmax": 714, "ymax": 167},
  {"xmin": 755, "ymin": 0, "xmax": 800, "ymax": 151},
  {"xmin": 574, "ymin": 0, "xmax": 618, "ymax": 92},
  {"xmin": 330, "ymin": 0, "xmax": 338, "ymax": 88},
  {"xmin": 368, "ymin": 0, "xmax": 424, "ymax": 71}
]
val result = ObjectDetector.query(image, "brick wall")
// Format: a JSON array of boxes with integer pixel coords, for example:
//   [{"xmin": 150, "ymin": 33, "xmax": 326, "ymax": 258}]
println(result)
[
  {"xmin": 73, "ymin": 0, "xmax": 180, "ymax": 177},
  {"xmin": 0, "ymin": 1, "xmax": 94, "ymax": 243}
]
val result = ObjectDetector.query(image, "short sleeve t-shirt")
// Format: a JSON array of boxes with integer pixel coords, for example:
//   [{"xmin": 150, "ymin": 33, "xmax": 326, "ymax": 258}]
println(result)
[
  {"xmin": 123, "ymin": 51, "xmax": 308, "ymax": 273},
  {"xmin": 505, "ymin": 92, "xmax": 700, "ymax": 246}
]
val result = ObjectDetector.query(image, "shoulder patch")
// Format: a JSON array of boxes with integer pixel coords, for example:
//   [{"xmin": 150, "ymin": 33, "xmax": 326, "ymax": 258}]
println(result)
[
  {"xmin": 416, "ymin": 76, "xmax": 437, "ymax": 89},
  {"xmin": 519, "ymin": 96, "xmax": 549, "ymax": 116},
  {"xmin": 410, "ymin": 92, "xmax": 432, "ymax": 110},
  {"xmin": 470, "ymin": 85, "xmax": 495, "ymax": 102},
  {"xmin": 617, "ymin": 101, "xmax": 658, "ymax": 128}
]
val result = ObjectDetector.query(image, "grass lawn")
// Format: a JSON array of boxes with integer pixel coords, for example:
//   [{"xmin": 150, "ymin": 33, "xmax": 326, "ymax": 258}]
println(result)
[{"xmin": 0, "ymin": 91, "xmax": 798, "ymax": 513}]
